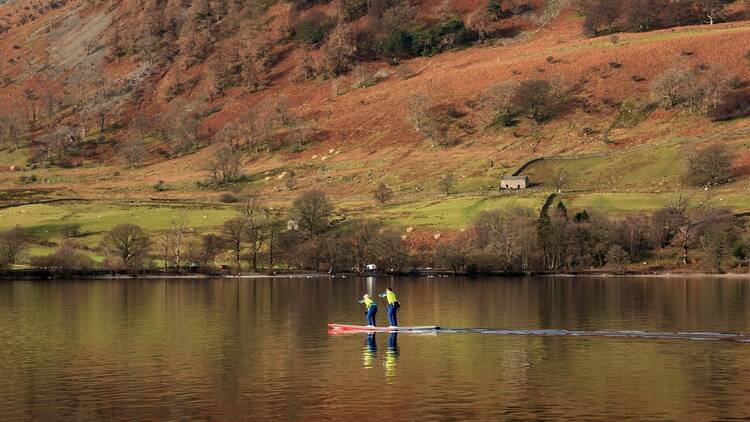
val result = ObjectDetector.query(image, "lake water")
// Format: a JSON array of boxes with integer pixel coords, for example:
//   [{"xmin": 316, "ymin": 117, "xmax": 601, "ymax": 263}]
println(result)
[{"xmin": 1, "ymin": 276, "xmax": 750, "ymax": 421}]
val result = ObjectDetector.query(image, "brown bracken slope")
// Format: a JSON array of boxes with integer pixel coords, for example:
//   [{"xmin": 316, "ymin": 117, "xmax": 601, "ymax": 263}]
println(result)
[{"xmin": 0, "ymin": 0, "xmax": 749, "ymax": 204}]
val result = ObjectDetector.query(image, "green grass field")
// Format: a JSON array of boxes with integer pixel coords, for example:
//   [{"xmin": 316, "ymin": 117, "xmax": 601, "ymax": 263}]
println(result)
[
  {"xmin": 523, "ymin": 142, "xmax": 689, "ymax": 191},
  {"xmin": 0, "ymin": 202, "xmax": 240, "ymax": 249},
  {"xmin": 372, "ymin": 194, "xmax": 547, "ymax": 229},
  {"xmin": 0, "ymin": 147, "xmax": 29, "ymax": 168},
  {"xmin": 559, "ymin": 192, "xmax": 750, "ymax": 216}
]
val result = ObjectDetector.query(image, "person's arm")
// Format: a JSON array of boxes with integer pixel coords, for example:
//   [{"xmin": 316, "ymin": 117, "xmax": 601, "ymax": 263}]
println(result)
[{"xmin": 378, "ymin": 292, "xmax": 387, "ymax": 298}]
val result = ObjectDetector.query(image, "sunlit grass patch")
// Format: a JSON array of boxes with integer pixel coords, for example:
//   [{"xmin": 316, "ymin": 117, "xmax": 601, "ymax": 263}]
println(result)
[{"xmin": 373, "ymin": 194, "xmax": 546, "ymax": 229}]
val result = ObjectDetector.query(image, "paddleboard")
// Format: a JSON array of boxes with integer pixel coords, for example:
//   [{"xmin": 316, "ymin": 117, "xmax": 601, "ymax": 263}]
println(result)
[{"xmin": 328, "ymin": 323, "xmax": 440, "ymax": 332}]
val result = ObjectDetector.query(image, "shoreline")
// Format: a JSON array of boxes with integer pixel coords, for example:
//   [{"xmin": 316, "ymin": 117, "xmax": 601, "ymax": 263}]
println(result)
[{"xmin": 2, "ymin": 269, "xmax": 750, "ymax": 280}]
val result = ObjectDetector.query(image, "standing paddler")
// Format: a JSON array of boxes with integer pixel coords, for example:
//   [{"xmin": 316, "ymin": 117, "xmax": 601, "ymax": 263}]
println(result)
[
  {"xmin": 379, "ymin": 287, "xmax": 400, "ymax": 328},
  {"xmin": 358, "ymin": 294, "xmax": 378, "ymax": 327}
]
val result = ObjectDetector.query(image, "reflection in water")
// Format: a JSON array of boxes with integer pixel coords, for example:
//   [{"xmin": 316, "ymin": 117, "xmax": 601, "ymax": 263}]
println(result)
[
  {"xmin": 2, "ymin": 276, "xmax": 750, "ymax": 420},
  {"xmin": 366, "ymin": 276, "xmax": 375, "ymax": 296},
  {"xmin": 363, "ymin": 333, "xmax": 377, "ymax": 368},
  {"xmin": 385, "ymin": 332, "xmax": 399, "ymax": 380}
]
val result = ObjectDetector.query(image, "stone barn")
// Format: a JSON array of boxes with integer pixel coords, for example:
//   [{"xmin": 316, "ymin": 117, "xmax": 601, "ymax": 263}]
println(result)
[{"xmin": 501, "ymin": 176, "xmax": 529, "ymax": 190}]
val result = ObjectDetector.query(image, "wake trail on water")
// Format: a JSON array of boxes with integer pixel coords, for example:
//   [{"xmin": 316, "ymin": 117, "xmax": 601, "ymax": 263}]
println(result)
[
  {"xmin": 437, "ymin": 328, "xmax": 750, "ymax": 342},
  {"xmin": 328, "ymin": 324, "xmax": 750, "ymax": 342}
]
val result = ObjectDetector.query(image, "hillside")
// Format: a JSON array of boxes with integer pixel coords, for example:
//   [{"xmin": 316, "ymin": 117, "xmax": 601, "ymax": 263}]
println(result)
[{"xmin": 0, "ymin": 0, "xmax": 750, "ymax": 268}]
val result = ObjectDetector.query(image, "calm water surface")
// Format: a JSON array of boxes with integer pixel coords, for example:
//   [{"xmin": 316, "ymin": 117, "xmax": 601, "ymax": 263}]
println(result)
[{"xmin": 2, "ymin": 276, "xmax": 750, "ymax": 421}]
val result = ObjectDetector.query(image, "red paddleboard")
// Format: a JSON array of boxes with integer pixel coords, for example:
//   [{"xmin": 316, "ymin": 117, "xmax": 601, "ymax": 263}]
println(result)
[{"xmin": 328, "ymin": 323, "xmax": 439, "ymax": 332}]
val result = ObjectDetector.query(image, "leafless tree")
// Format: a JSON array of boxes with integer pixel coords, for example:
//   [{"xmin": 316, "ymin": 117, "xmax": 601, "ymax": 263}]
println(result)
[
  {"xmin": 292, "ymin": 190, "xmax": 334, "ymax": 238},
  {"xmin": 322, "ymin": 24, "xmax": 357, "ymax": 76},
  {"xmin": 125, "ymin": 139, "xmax": 146, "ymax": 169},
  {"xmin": 222, "ymin": 217, "xmax": 247, "ymax": 271},
  {"xmin": 242, "ymin": 197, "xmax": 270, "ymax": 272},
  {"xmin": 476, "ymin": 82, "xmax": 518, "ymax": 128},
  {"xmin": 206, "ymin": 145, "xmax": 242, "ymax": 184},
  {"xmin": 407, "ymin": 93, "xmax": 432, "ymax": 132},
  {"xmin": 436, "ymin": 231, "xmax": 476, "ymax": 274},
  {"xmin": 0, "ymin": 227, "xmax": 28, "ymax": 270},
  {"xmin": 439, "ymin": 172, "xmax": 456, "ymax": 196},
  {"xmin": 101, "ymin": 224, "xmax": 150, "ymax": 272},
  {"xmin": 554, "ymin": 169, "xmax": 568, "ymax": 193},
  {"xmin": 0, "ymin": 112, "xmax": 24, "ymax": 149},
  {"xmin": 687, "ymin": 144, "xmax": 733, "ymax": 188},
  {"xmin": 164, "ymin": 216, "xmax": 189, "ymax": 270},
  {"xmin": 373, "ymin": 182, "xmax": 394, "ymax": 203}
]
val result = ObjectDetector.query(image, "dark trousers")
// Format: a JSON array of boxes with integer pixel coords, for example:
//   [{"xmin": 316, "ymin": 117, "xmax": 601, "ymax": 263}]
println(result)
[
  {"xmin": 387, "ymin": 304, "xmax": 398, "ymax": 326},
  {"xmin": 366, "ymin": 305, "xmax": 377, "ymax": 326}
]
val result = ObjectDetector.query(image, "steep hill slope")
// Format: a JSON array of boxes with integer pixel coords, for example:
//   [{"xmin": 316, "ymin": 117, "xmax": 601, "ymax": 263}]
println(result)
[{"xmin": 0, "ymin": 0, "xmax": 749, "ymax": 229}]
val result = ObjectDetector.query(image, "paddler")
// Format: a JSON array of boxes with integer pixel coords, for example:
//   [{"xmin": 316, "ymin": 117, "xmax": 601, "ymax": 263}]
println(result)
[
  {"xmin": 358, "ymin": 294, "xmax": 377, "ymax": 327},
  {"xmin": 379, "ymin": 287, "xmax": 400, "ymax": 327}
]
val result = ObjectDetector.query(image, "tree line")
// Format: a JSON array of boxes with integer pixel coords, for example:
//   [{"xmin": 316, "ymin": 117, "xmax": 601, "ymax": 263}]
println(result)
[{"xmin": 2, "ymin": 189, "xmax": 748, "ymax": 277}]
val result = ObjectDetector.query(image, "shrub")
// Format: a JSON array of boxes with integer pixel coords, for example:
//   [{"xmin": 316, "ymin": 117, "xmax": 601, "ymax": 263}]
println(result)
[
  {"xmin": 293, "ymin": 12, "xmax": 335, "ymax": 45},
  {"xmin": 19, "ymin": 174, "xmax": 38, "ymax": 184},
  {"xmin": 351, "ymin": 64, "xmax": 377, "ymax": 88},
  {"xmin": 61, "ymin": 223, "xmax": 82, "ymax": 238},
  {"xmin": 291, "ymin": 0, "xmax": 331, "ymax": 10},
  {"xmin": 220, "ymin": 192, "xmax": 240, "ymax": 203},
  {"xmin": 338, "ymin": 0, "xmax": 369, "ymax": 21},
  {"xmin": 381, "ymin": 30, "xmax": 413, "ymax": 60},
  {"xmin": 395, "ymin": 64, "xmax": 416, "ymax": 80},
  {"xmin": 410, "ymin": 19, "xmax": 478, "ymax": 57},
  {"xmin": 373, "ymin": 182, "xmax": 394, "ymax": 203},
  {"xmin": 710, "ymin": 90, "xmax": 750, "ymax": 121},
  {"xmin": 153, "ymin": 180, "xmax": 168, "ymax": 191}
]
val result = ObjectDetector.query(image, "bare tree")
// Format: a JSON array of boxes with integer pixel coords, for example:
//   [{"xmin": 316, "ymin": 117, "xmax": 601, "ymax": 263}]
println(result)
[
  {"xmin": 407, "ymin": 93, "xmax": 432, "ymax": 132},
  {"xmin": 222, "ymin": 217, "xmax": 247, "ymax": 271},
  {"xmin": 242, "ymin": 197, "xmax": 270, "ymax": 272},
  {"xmin": 347, "ymin": 220, "xmax": 382, "ymax": 272},
  {"xmin": 101, "ymin": 224, "xmax": 150, "ymax": 272},
  {"xmin": 514, "ymin": 79, "xmax": 566, "ymax": 123},
  {"xmin": 373, "ymin": 182, "xmax": 394, "ymax": 203},
  {"xmin": 0, "ymin": 112, "xmax": 24, "ymax": 149},
  {"xmin": 292, "ymin": 190, "xmax": 334, "ymax": 238},
  {"xmin": 199, "ymin": 234, "xmax": 224, "ymax": 267},
  {"xmin": 439, "ymin": 172, "xmax": 456, "ymax": 196},
  {"xmin": 687, "ymin": 144, "xmax": 733, "ymax": 188},
  {"xmin": 164, "ymin": 216, "xmax": 189, "ymax": 270},
  {"xmin": 476, "ymin": 82, "xmax": 518, "ymax": 128},
  {"xmin": 125, "ymin": 139, "xmax": 146, "ymax": 169},
  {"xmin": 554, "ymin": 169, "xmax": 568, "ymax": 193},
  {"xmin": 322, "ymin": 24, "xmax": 357, "ymax": 76},
  {"xmin": 436, "ymin": 231, "xmax": 476, "ymax": 274},
  {"xmin": 206, "ymin": 145, "xmax": 242, "ymax": 184},
  {"xmin": 0, "ymin": 227, "xmax": 28, "ymax": 270}
]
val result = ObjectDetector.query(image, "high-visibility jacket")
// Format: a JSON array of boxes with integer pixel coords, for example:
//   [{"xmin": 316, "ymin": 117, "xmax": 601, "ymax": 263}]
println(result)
[
  {"xmin": 380, "ymin": 290, "xmax": 398, "ymax": 305},
  {"xmin": 361, "ymin": 297, "xmax": 376, "ymax": 309}
]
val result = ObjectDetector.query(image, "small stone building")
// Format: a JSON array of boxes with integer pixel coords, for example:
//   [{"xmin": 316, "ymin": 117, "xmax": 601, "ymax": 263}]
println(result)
[{"xmin": 501, "ymin": 175, "xmax": 529, "ymax": 190}]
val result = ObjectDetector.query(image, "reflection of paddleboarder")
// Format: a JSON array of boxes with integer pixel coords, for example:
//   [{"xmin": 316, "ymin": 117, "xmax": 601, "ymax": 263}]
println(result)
[
  {"xmin": 363, "ymin": 333, "xmax": 377, "ymax": 368},
  {"xmin": 379, "ymin": 287, "xmax": 400, "ymax": 327},
  {"xmin": 358, "ymin": 294, "xmax": 377, "ymax": 327},
  {"xmin": 385, "ymin": 332, "xmax": 399, "ymax": 379}
]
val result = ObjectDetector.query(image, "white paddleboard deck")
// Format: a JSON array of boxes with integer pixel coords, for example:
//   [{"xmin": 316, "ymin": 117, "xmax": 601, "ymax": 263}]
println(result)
[{"xmin": 328, "ymin": 323, "xmax": 440, "ymax": 332}]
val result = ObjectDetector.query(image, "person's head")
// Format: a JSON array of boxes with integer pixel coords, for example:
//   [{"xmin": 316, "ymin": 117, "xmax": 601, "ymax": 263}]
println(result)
[
  {"xmin": 386, "ymin": 287, "xmax": 392, "ymax": 292},
  {"xmin": 363, "ymin": 294, "xmax": 371, "ymax": 300}
]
